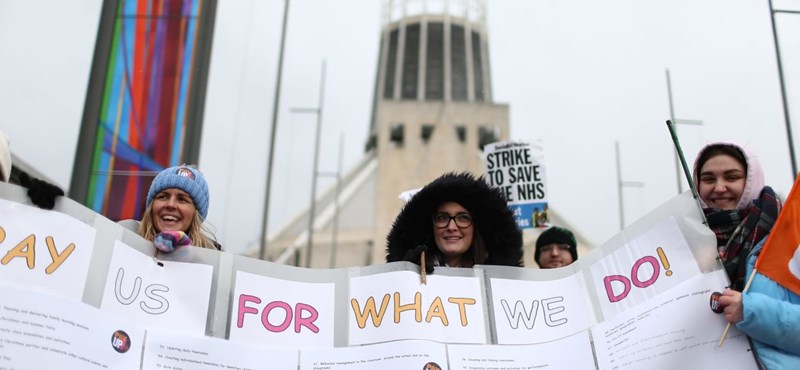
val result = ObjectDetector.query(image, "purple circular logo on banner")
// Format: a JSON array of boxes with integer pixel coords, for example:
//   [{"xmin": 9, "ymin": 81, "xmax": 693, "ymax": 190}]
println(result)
[{"xmin": 111, "ymin": 330, "xmax": 131, "ymax": 353}]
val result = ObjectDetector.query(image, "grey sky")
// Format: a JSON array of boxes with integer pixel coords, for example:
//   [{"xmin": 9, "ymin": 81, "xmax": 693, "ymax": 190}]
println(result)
[{"xmin": 2, "ymin": 0, "xmax": 800, "ymax": 255}]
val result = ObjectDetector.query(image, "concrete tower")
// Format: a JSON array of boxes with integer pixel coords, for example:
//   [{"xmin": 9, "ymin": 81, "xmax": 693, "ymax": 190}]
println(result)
[
  {"xmin": 367, "ymin": 0, "xmax": 510, "ymax": 264},
  {"xmin": 258, "ymin": 0, "xmax": 593, "ymax": 268}
]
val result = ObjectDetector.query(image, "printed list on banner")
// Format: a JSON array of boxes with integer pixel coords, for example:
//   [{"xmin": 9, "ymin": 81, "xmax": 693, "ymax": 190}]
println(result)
[
  {"xmin": 230, "ymin": 271, "xmax": 335, "ymax": 348},
  {"xmin": 483, "ymin": 140, "xmax": 549, "ymax": 229},
  {"xmin": 100, "ymin": 240, "xmax": 213, "ymax": 335},
  {"xmin": 447, "ymin": 331, "xmax": 596, "ymax": 370},
  {"xmin": 300, "ymin": 339, "xmax": 447, "ymax": 370},
  {"xmin": 348, "ymin": 271, "xmax": 487, "ymax": 345},
  {"xmin": 0, "ymin": 283, "xmax": 144, "ymax": 370},
  {"xmin": 142, "ymin": 329, "xmax": 298, "ymax": 370},
  {"xmin": 592, "ymin": 270, "xmax": 756, "ymax": 370},
  {"xmin": 0, "ymin": 198, "xmax": 95, "ymax": 300}
]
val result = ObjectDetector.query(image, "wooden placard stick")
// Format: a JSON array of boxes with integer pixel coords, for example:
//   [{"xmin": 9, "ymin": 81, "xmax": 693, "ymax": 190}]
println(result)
[
  {"xmin": 421, "ymin": 250, "xmax": 427, "ymax": 285},
  {"xmin": 718, "ymin": 268, "xmax": 757, "ymax": 347}
]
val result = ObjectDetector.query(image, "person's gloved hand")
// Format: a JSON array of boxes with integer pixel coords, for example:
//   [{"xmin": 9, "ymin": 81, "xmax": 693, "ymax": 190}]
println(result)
[
  {"xmin": 18, "ymin": 172, "xmax": 64, "ymax": 210},
  {"xmin": 404, "ymin": 244, "xmax": 434, "ymax": 274}
]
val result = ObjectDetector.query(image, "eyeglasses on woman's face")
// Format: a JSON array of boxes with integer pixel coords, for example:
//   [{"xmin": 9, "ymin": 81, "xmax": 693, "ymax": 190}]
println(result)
[{"xmin": 432, "ymin": 212, "xmax": 473, "ymax": 228}]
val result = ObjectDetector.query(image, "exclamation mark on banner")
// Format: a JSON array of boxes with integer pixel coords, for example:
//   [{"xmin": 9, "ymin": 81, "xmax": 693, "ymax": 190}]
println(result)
[{"xmin": 657, "ymin": 247, "xmax": 672, "ymax": 276}]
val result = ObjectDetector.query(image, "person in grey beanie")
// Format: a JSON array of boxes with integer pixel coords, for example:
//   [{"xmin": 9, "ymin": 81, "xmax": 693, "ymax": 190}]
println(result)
[{"xmin": 535, "ymin": 226, "xmax": 577, "ymax": 269}]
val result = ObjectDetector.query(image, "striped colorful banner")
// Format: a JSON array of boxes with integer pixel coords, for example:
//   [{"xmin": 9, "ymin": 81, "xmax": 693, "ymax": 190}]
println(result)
[{"xmin": 87, "ymin": 0, "xmax": 203, "ymax": 221}]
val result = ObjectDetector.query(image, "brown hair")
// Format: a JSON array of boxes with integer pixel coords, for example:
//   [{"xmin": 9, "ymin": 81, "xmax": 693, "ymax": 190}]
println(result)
[
  {"xmin": 695, "ymin": 144, "xmax": 748, "ymax": 180},
  {"xmin": 138, "ymin": 202, "xmax": 218, "ymax": 250},
  {"xmin": 467, "ymin": 231, "xmax": 488, "ymax": 267}
]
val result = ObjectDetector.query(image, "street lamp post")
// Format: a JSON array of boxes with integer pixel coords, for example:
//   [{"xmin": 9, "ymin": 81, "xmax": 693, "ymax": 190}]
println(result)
[
  {"xmin": 665, "ymin": 69, "xmax": 703, "ymax": 194},
  {"xmin": 768, "ymin": 0, "xmax": 800, "ymax": 179},
  {"xmin": 328, "ymin": 133, "xmax": 344, "ymax": 269},
  {"xmin": 258, "ymin": 0, "xmax": 291, "ymax": 260},
  {"xmin": 615, "ymin": 141, "xmax": 644, "ymax": 230},
  {"xmin": 290, "ymin": 60, "xmax": 327, "ymax": 268}
]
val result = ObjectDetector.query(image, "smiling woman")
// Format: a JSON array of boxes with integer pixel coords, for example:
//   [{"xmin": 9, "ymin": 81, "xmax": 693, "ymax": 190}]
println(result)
[
  {"xmin": 692, "ymin": 141, "xmax": 779, "ymax": 291},
  {"xmin": 385, "ymin": 172, "xmax": 523, "ymax": 271},
  {"xmin": 135, "ymin": 165, "xmax": 221, "ymax": 251}
]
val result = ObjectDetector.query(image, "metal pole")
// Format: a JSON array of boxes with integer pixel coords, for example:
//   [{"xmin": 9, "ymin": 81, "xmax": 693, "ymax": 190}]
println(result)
[
  {"xmin": 666, "ymin": 120, "xmax": 708, "ymax": 226},
  {"xmin": 768, "ymin": 0, "xmax": 798, "ymax": 179},
  {"xmin": 306, "ymin": 60, "xmax": 327, "ymax": 268},
  {"xmin": 615, "ymin": 141, "xmax": 645, "ymax": 230},
  {"xmin": 666, "ymin": 69, "xmax": 682, "ymax": 194},
  {"xmin": 665, "ymin": 69, "xmax": 703, "ymax": 194},
  {"xmin": 329, "ymin": 133, "xmax": 344, "ymax": 269},
  {"xmin": 259, "ymin": 0, "xmax": 291, "ymax": 260},
  {"xmin": 615, "ymin": 141, "xmax": 625, "ymax": 230}
]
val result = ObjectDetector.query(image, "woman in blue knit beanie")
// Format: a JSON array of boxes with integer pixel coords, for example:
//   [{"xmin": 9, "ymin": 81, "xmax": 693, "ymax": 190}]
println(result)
[{"xmin": 138, "ymin": 165, "xmax": 220, "ymax": 250}]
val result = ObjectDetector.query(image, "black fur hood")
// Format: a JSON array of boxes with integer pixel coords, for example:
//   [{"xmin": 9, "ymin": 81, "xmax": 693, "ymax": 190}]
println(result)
[{"xmin": 386, "ymin": 172, "xmax": 523, "ymax": 267}]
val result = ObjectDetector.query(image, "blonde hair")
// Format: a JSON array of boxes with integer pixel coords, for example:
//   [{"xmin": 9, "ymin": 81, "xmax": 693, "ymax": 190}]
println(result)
[{"xmin": 138, "ymin": 202, "xmax": 219, "ymax": 250}]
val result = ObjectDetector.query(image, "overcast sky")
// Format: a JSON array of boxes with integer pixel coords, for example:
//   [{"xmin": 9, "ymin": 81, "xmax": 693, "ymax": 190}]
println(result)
[{"xmin": 3, "ymin": 0, "xmax": 800, "ymax": 255}]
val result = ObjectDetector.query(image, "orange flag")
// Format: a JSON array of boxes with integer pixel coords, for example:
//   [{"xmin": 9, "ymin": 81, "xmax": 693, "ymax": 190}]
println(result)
[{"xmin": 755, "ymin": 175, "xmax": 800, "ymax": 295}]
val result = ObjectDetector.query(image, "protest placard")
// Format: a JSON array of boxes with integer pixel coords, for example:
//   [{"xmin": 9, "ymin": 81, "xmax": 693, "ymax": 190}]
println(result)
[{"xmin": 483, "ymin": 140, "xmax": 548, "ymax": 229}]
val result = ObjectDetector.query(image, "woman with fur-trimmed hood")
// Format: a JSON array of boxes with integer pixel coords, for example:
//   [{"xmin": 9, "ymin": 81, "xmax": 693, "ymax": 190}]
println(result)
[{"xmin": 386, "ymin": 172, "xmax": 523, "ymax": 270}]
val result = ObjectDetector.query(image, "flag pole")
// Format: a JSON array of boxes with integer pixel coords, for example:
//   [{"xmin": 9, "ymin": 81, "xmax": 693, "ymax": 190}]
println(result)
[
  {"xmin": 718, "ymin": 268, "xmax": 758, "ymax": 347},
  {"xmin": 666, "ymin": 120, "xmax": 708, "ymax": 226}
]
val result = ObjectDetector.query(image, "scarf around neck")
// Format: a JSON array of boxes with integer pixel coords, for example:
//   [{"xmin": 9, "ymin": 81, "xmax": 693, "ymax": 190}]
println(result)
[{"xmin": 704, "ymin": 186, "xmax": 780, "ymax": 291}]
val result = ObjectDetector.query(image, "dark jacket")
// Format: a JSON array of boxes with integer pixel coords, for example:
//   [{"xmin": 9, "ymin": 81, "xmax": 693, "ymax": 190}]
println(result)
[{"xmin": 386, "ymin": 172, "xmax": 523, "ymax": 267}]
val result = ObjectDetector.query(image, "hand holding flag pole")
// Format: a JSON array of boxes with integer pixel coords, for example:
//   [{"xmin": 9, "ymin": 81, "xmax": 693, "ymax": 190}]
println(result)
[{"xmin": 718, "ymin": 270, "xmax": 757, "ymax": 347}]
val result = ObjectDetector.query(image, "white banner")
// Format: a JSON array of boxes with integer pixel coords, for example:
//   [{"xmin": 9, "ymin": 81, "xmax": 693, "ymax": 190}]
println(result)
[
  {"xmin": 448, "ymin": 331, "xmax": 596, "ymax": 369},
  {"xmin": 589, "ymin": 217, "xmax": 702, "ymax": 319},
  {"xmin": 0, "ymin": 182, "xmax": 755, "ymax": 369},
  {"xmin": 490, "ymin": 272, "xmax": 595, "ymax": 344},
  {"xmin": 142, "ymin": 329, "xmax": 298, "ymax": 370},
  {"xmin": 300, "ymin": 339, "xmax": 447, "ymax": 370},
  {"xmin": 0, "ymin": 198, "xmax": 95, "ymax": 300},
  {"xmin": 100, "ymin": 240, "xmax": 213, "ymax": 335},
  {"xmin": 593, "ymin": 270, "xmax": 753, "ymax": 370},
  {"xmin": 229, "ymin": 271, "xmax": 335, "ymax": 348},
  {"xmin": 0, "ymin": 283, "xmax": 144, "ymax": 369},
  {"xmin": 348, "ymin": 271, "xmax": 487, "ymax": 345}
]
